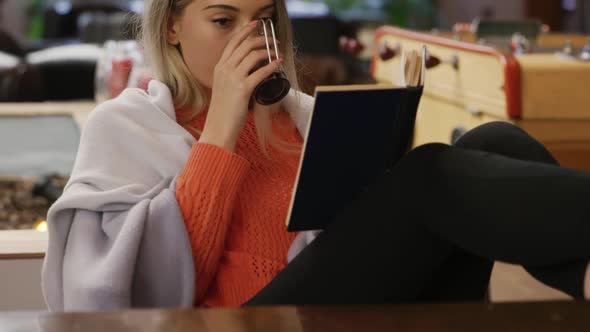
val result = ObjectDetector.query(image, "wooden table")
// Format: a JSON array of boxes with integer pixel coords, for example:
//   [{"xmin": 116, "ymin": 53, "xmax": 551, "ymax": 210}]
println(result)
[{"xmin": 1, "ymin": 302, "xmax": 589, "ymax": 332}]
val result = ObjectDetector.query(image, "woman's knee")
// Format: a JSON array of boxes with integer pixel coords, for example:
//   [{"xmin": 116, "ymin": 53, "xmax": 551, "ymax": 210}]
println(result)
[
  {"xmin": 453, "ymin": 122, "xmax": 557, "ymax": 165},
  {"xmin": 393, "ymin": 143, "xmax": 451, "ymax": 183},
  {"xmin": 402, "ymin": 143, "xmax": 450, "ymax": 167},
  {"xmin": 454, "ymin": 121, "xmax": 525, "ymax": 150}
]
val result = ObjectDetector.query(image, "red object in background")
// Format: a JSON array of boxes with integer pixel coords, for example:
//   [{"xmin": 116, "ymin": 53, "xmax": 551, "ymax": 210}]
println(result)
[
  {"xmin": 137, "ymin": 75, "xmax": 152, "ymax": 91},
  {"xmin": 338, "ymin": 35, "xmax": 365, "ymax": 57},
  {"xmin": 379, "ymin": 43, "xmax": 397, "ymax": 61},
  {"xmin": 347, "ymin": 39, "xmax": 365, "ymax": 57},
  {"xmin": 108, "ymin": 58, "xmax": 134, "ymax": 98},
  {"xmin": 425, "ymin": 55, "xmax": 441, "ymax": 69},
  {"xmin": 453, "ymin": 22, "xmax": 473, "ymax": 34},
  {"xmin": 135, "ymin": 69, "xmax": 153, "ymax": 91},
  {"xmin": 339, "ymin": 36, "xmax": 350, "ymax": 52}
]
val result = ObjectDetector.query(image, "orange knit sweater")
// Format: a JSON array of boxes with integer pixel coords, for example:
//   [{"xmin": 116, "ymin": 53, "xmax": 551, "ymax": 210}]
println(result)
[{"xmin": 175, "ymin": 108, "xmax": 302, "ymax": 307}]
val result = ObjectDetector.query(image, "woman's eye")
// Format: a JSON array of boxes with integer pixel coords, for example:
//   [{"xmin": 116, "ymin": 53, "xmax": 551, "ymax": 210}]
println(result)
[{"xmin": 212, "ymin": 18, "xmax": 232, "ymax": 27}]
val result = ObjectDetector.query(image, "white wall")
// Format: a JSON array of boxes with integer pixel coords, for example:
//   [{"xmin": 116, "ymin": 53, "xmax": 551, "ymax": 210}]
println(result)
[{"xmin": 0, "ymin": 258, "xmax": 46, "ymax": 311}]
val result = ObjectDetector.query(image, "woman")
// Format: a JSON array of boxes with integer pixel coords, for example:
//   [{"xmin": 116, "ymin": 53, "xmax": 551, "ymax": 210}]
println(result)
[{"xmin": 42, "ymin": 0, "xmax": 590, "ymax": 311}]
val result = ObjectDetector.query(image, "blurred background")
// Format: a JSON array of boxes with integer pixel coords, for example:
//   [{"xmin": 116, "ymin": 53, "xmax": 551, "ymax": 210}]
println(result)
[
  {"xmin": 1, "ymin": 0, "xmax": 589, "ymax": 103},
  {"xmin": 1, "ymin": 0, "xmax": 590, "ymax": 43}
]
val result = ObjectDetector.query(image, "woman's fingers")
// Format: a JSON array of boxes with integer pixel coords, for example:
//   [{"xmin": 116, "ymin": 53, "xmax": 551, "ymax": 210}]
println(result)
[
  {"xmin": 245, "ymin": 58, "xmax": 283, "ymax": 91},
  {"xmin": 237, "ymin": 48, "xmax": 278, "ymax": 77},
  {"xmin": 218, "ymin": 21, "xmax": 259, "ymax": 65},
  {"xmin": 229, "ymin": 36, "xmax": 275, "ymax": 68}
]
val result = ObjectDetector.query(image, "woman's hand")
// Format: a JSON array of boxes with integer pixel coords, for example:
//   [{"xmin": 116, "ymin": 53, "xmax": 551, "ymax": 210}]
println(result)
[{"xmin": 200, "ymin": 21, "xmax": 283, "ymax": 152}]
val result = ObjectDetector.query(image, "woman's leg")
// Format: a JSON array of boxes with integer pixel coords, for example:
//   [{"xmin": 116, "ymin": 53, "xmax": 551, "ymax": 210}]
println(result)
[
  {"xmin": 411, "ymin": 125, "xmax": 590, "ymax": 299},
  {"xmin": 421, "ymin": 122, "xmax": 575, "ymax": 301},
  {"xmin": 247, "ymin": 123, "xmax": 590, "ymax": 306},
  {"xmin": 454, "ymin": 122, "xmax": 587, "ymax": 299},
  {"xmin": 454, "ymin": 121, "xmax": 559, "ymax": 165},
  {"xmin": 247, "ymin": 158, "xmax": 460, "ymax": 305},
  {"xmin": 403, "ymin": 122, "xmax": 553, "ymax": 302}
]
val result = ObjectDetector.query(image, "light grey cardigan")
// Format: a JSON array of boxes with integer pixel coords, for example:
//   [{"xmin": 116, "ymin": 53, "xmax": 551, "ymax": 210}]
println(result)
[{"xmin": 41, "ymin": 80, "xmax": 316, "ymax": 312}]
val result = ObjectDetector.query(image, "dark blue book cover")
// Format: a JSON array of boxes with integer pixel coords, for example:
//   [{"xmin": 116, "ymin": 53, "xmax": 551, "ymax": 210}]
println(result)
[{"xmin": 287, "ymin": 84, "xmax": 424, "ymax": 232}]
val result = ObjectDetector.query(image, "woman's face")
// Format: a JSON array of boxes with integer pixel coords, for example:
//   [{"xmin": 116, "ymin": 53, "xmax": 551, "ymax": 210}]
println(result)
[{"xmin": 168, "ymin": 0, "xmax": 276, "ymax": 91}]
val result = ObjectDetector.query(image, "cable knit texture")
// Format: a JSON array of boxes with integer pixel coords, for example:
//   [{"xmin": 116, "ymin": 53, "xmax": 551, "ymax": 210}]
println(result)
[{"xmin": 175, "ymin": 108, "xmax": 302, "ymax": 307}]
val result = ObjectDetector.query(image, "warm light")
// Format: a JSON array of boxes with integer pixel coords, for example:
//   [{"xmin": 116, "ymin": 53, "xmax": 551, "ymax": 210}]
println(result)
[{"xmin": 34, "ymin": 220, "xmax": 48, "ymax": 233}]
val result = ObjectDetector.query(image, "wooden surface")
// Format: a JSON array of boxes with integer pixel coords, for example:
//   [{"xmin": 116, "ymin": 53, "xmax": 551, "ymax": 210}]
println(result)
[
  {"xmin": 2, "ymin": 302, "xmax": 590, "ymax": 332},
  {"xmin": 415, "ymin": 95, "xmax": 590, "ymax": 143},
  {"xmin": 0, "ymin": 102, "xmax": 95, "ymax": 114},
  {"xmin": 516, "ymin": 54, "xmax": 590, "ymax": 120},
  {"xmin": 372, "ymin": 27, "xmax": 590, "ymax": 120},
  {"xmin": 0, "ymin": 230, "xmax": 47, "ymax": 259},
  {"xmin": 414, "ymin": 95, "xmax": 590, "ymax": 171},
  {"xmin": 413, "ymin": 96, "xmax": 505, "ymax": 147},
  {"xmin": 537, "ymin": 33, "xmax": 589, "ymax": 48},
  {"xmin": 0, "ymin": 102, "xmax": 95, "ymax": 129}
]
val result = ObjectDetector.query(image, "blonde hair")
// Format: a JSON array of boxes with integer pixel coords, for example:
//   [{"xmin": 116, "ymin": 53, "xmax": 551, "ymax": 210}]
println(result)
[{"xmin": 140, "ymin": 0, "xmax": 301, "ymax": 155}]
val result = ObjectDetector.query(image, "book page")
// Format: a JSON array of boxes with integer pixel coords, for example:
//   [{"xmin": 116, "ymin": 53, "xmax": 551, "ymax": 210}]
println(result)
[{"xmin": 399, "ymin": 46, "xmax": 427, "ymax": 87}]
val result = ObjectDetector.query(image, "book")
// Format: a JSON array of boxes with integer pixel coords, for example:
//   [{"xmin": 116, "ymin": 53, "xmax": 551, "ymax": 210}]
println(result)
[{"xmin": 286, "ymin": 47, "xmax": 426, "ymax": 232}]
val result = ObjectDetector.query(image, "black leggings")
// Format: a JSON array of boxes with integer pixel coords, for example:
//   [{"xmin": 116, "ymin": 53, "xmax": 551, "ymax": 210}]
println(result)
[{"xmin": 246, "ymin": 122, "xmax": 590, "ymax": 305}]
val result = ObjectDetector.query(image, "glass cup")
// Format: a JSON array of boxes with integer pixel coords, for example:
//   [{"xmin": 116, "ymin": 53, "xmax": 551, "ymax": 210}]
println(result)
[
  {"xmin": 94, "ymin": 40, "xmax": 117, "ymax": 103},
  {"xmin": 95, "ymin": 40, "xmax": 143, "ymax": 103},
  {"xmin": 253, "ymin": 18, "xmax": 291, "ymax": 106}
]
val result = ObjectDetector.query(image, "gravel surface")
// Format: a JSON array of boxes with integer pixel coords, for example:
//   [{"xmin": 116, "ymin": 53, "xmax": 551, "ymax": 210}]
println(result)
[{"xmin": 0, "ymin": 176, "xmax": 67, "ymax": 230}]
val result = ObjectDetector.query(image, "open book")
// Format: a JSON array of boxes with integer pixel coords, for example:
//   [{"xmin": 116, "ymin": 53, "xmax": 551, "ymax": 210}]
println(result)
[{"xmin": 286, "ymin": 47, "xmax": 427, "ymax": 232}]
